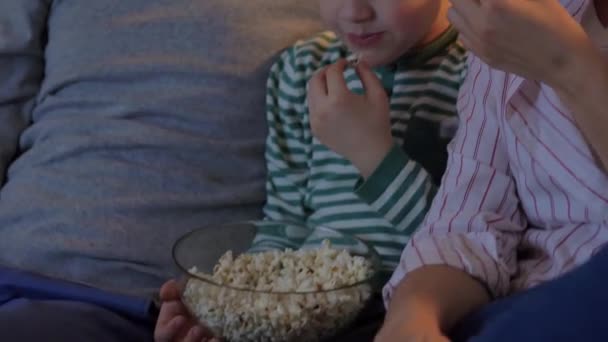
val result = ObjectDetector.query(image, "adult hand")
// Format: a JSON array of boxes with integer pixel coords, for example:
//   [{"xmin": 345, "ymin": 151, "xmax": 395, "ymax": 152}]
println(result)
[
  {"xmin": 448, "ymin": 0, "xmax": 593, "ymax": 89},
  {"xmin": 307, "ymin": 59, "xmax": 393, "ymax": 178}
]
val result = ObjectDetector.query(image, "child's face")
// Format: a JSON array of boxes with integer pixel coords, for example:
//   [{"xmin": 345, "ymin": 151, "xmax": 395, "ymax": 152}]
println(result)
[{"xmin": 320, "ymin": 0, "xmax": 449, "ymax": 67}]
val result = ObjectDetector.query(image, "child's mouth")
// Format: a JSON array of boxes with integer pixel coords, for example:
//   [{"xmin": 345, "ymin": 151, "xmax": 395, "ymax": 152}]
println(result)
[{"xmin": 346, "ymin": 32, "xmax": 385, "ymax": 48}]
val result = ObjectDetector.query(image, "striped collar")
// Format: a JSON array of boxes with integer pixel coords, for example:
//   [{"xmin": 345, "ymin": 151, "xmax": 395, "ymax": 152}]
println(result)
[{"xmin": 393, "ymin": 26, "xmax": 459, "ymax": 69}]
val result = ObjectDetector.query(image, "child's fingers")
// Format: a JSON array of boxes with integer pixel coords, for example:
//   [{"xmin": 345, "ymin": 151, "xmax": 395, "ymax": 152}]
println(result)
[
  {"xmin": 307, "ymin": 68, "xmax": 329, "ymax": 114},
  {"xmin": 159, "ymin": 279, "xmax": 182, "ymax": 301},
  {"xmin": 325, "ymin": 59, "xmax": 350, "ymax": 96},
  {"xmin": 308, "ymin": 68, "xmax": 328, "ymax": 97},
  {"xmin": 354, "ymin": 61, "xmax": 385, "ymax": 100},
  {"xmin": 154, "ymin": 315, "xmax": 186, "ymax": 342}
]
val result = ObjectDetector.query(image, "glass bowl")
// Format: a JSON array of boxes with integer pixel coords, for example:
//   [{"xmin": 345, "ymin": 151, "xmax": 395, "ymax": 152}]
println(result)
[{"xmin": 172, "ymin": 220, "xmax": 381, "ymax": 342}]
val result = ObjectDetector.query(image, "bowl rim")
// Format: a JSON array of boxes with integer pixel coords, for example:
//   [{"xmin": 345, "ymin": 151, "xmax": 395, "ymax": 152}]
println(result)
[{"xmin": 172, "ymin": 220, "xmax": 382, "ymax": 294}]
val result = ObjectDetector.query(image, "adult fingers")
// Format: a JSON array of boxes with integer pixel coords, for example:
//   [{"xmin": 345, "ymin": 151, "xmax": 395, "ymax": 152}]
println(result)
[
  {"xmin": 159, "ymin": 279, "xmax": 182, "ymax": 301},
  {"xmin": 154, "ymin": 315, "xmax": 186, "ymax": 342},
  {"xmin": 449, "ymin": 0, "xmax": 484, "ymax": 30},
  {"xmin": 448, "ymin": 7, "xmax": 481, "ymax": 52},
  {"xmin": 156, "ymin": 300, "xmax": 190, "ymax": 327}
]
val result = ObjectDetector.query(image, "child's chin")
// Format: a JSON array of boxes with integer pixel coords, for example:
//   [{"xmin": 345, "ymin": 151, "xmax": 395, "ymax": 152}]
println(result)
[
  {"xmin": 345, "ymin": 47, "xmax": 392, "ymax": 68},
  {"xmin": 358, "ymin": 55, "xmax": 389, "ymax": 68}
]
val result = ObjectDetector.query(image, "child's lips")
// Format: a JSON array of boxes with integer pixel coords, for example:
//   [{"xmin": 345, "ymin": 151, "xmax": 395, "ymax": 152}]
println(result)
[{"xmin": 346, "ymin": 32, "xmax": 385, "ymax": 48}]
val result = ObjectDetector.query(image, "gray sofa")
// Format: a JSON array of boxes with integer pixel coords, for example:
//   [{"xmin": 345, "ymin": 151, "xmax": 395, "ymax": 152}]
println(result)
[{"xmin": 0, "ymin": 1, "xmax": 323, "ymax": 299}]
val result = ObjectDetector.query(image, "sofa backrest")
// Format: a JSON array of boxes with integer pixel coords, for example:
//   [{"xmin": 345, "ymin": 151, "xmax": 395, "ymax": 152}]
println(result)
[{"xmin": 0, "ymin": 0, "xmax": 324, "ymax": 297}]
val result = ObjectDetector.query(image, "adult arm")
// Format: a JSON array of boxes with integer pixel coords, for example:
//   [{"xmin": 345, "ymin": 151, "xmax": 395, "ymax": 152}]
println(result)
[{"xmin": 449, "ymin": 0, "xmax": 608, "ymax": 170}]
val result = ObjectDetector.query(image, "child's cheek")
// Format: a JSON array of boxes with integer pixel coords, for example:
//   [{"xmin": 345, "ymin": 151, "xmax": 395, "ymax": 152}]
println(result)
[{"xmin": 389, "ymin": 2, "xmax": 433, "ymax": 34}]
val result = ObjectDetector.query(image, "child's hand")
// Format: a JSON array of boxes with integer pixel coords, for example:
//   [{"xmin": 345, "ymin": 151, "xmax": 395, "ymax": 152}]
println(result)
[
  {"xmin": 307, "ymin": 59, "xmax": 393, "ymax": 178},
  {"xmin": 154, "ymin": 279, "xmax": 218, "ymax": 342}
]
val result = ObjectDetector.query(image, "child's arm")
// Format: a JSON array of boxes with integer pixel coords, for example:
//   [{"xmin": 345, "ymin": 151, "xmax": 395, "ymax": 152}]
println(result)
[
  {"xmin": 377, "ymin": 55, "xmax": 527, "ymax": 339},
  {"xmin": 308, "ymin": 59, "xmax": 437, "ymax": 236},
  {"xmin": 252, "ymin": 48, "xmax": 313, "ymax": 251}
]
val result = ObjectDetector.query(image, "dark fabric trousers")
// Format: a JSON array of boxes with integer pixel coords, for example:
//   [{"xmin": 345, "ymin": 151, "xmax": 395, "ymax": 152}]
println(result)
[
  {"xmin": 0, "ymin": 266, "xmax": 154, "ymax": 341},
  {"xmin": 452, "ymin": 246, "xmax": 608, "ymax": 342}
]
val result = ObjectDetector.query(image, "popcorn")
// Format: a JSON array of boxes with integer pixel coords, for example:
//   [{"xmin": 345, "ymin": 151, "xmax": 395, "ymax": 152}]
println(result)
[
  {"xmin": 182, "ymin": 241, "xmax": 373, "ymax": 342},
  {"xmin": 347, "ymin": 53, "xmax": 360, "ymax": 67}
]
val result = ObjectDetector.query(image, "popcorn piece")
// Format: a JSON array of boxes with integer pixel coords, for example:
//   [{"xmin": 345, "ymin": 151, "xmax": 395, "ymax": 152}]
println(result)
[{"xmin": 346, "ymin": 53, "xmax": 360, "ymax": 66}]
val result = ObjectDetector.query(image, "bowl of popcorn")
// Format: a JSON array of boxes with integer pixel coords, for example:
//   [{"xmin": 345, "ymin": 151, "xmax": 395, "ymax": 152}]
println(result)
[{"xmin": 172, "ymin": 220, "xmax": 381, "ymax": 342}]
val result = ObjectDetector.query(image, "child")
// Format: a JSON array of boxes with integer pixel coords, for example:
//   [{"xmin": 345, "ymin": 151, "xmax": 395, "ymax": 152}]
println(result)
[
  {"xmin": 154, "ymin": 0, "xmax": 466, "ymax": 340},
  {"xmin": 376, "ymin": 0, "xmax": 608, "ymax": 341}
]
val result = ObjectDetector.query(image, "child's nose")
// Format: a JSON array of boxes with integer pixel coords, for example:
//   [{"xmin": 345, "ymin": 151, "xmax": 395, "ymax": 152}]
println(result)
[{"xmin": 340, "ymin": 0, "xmax": 374, "ymax": 23}]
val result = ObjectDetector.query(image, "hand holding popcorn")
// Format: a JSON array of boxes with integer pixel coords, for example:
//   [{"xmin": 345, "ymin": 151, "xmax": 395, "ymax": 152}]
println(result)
[{"xmin": 307, "ymin": 59, "xmax": 393, "ymax": 178}]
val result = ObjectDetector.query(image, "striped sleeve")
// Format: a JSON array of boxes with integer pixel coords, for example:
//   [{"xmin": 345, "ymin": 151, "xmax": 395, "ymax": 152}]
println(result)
[
  {"xmin": 383, "ymin": 56, "xmax": 528, "ymax": 305},
  {"xmin": 253, "ymin": 47, "xmax": 311, "ymax": 251},
  {"xmin": 355, "ymin": 144, "xmax": 437, "ymax": 237}
]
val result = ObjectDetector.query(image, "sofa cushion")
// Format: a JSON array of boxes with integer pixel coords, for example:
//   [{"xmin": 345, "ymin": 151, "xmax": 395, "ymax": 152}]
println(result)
[{"xmin": 0, "ymin": 0, "xmax": 323, "ymax": 297}]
